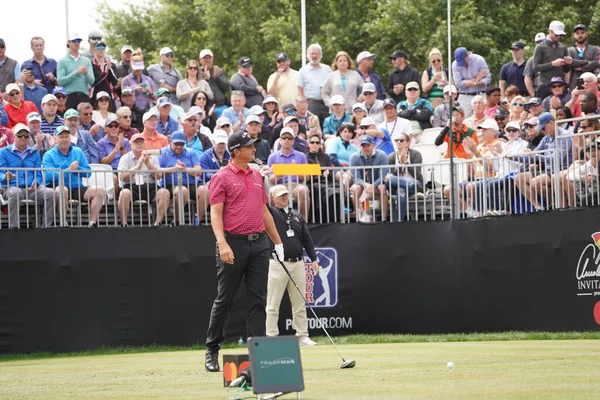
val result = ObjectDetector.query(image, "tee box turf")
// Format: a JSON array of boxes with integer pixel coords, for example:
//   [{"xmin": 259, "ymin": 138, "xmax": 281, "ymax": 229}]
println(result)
[{"xmin": 222, "ymin": 353, "xmax": 250, "ymax": 387}]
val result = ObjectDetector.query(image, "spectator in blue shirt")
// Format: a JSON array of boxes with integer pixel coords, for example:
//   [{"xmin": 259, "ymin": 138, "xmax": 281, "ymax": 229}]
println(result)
[
  {"xmin": 0, "ymin": 123, "xmax": 55, "ymax": 228},
  {"xmin": 199, "ymin": 130, "xmax": 230, "ymax": 183},
  {"xmin": 360, "ymin": 117, "xmax": 395, "ymax": 155},
  {"xmin": 222, "ymin": 90, "xmax": 251, "ymax": 133},
  {"xmin": 155, "ymin": 97, "xmax": 180, "ymax": 138},
  {"xmin": 97, "ymin": 118, "xmax": 131, "ymax": 174},
  {"xmin": 322, "ymin": 95, "xmax": 351, "ymax": 139},
  {"xmin": 267, "ymin": 127, "xmax": 310, "ymax": 220},
  {"xmin": 43, "ymin": 125, "xmax": 105, "ymax": 227},
  {"xmin": 22, "ymin": 36, "xmax": 58, "ymax": 94},
  {"xmin": 63, "ymin": 108, "xmax": 99, "ymax": 164},
  {"xmin": 159, "ymin": 131, "xmax": 207, "ymax": 224},
  {"xmin": 0, "ymin": 103, "xmax": 8, "ymax": 127},
  {"xmin": 349, "ymin": 135, "xmax": 389, "ymax": 221},
  {"xmin": 21, "ymin": 67, "xmax": 47, "ymax": 112}
]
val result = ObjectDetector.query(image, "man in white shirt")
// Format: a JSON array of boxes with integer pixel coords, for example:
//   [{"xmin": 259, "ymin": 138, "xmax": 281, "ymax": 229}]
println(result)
[
  {"xmin": 297, "ymin": 43, "xmax": 332, "ymax": 125},
  {"xmin": 377, "ymin": 98, "xmax": 412, "ymax": 140}
]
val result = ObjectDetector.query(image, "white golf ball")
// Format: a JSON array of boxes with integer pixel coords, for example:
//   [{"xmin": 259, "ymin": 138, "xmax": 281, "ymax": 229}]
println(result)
[{"xmin": 447, "ymin": 361, "xmax": 454, "ymax": 370}]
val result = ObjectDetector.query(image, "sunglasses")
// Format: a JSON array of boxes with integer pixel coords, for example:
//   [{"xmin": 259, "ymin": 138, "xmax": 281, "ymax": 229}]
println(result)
[
  {"xmin": 188, "ymin": 66, "xmax": 198, "ymax": 70},
  {"xmin": 107, "ymin": 124, "xmax": 119, "ymax": 129},
  {"xmin": 431, "ymin": 59, "xmax": 442, "ymax": 63},
  {"xmin": 281, "ymin": 136, "xmax": 294, "ymax": 141},
  {"xmin": 407, "ymin": 88, "xmax": 419, "ymax": 91},
  {"xmin": 276, "ymin": 60, "xmax": 287, "ymax": 64},
  {"xmin": 89, "ymin": 36, "xmax": 102, "ymax": 41},
  {"xmin": 55, "ymin": 95, "xmax": 67, "ymax": 99},
  {"xmin": 512, "ymin": 102, "xmax": 524, "ymax": 107},
  {"xmin": 363, "ymin": 92, "xmax": 375, "ymax": 96},
  {"xmin": 173, "ymin": 142, "xmax": 185, "ymax": 146},
  {"xmin": 395, "ymin": 138, "xmax": 406, "ymax": 143},
  {"xmin": 341, "ymin": 122, "xmax": 355, "ymax": 129},
  {"xmin": 8, "ymin": 91, "xmax": 19, "ymax": 96},
  {"xmin": 196, "ymin": 97, "xmax": 207, "ymax": 101},
  {"xmin": 164, "ymin": 53, "xmax": 174, "ymax": 58},
  {"xmin": 309, "ymin": 141, "xmax": 321, "ymax": 144},
  {"xmin": 500, "ymin": 101, "xmax": 508, "ymax": 106},
  {"xmin": 16, "ymin": 134, "xmax": 30, "ymax": 139},
  {"xmin": 119, "ymin": 115, "xmax": 132, "ymax": 119},
  {"xmin": 506, "ymin": 128, "xmax": 519, "ymax": 133},
  {"xmin": 550, "ymin": 84, "xmax": 563, "ymax": 89},
  {"xmin": 71, "ymin": 39, "xmax": 82, "ymax": 43},
  {"xmin": 285, "ymin": 110, "xmax": 297, "ymax": 115},
  {"xmin": 81, "ymin": 112, "xmax": 92, "ymax": 116},
  {"xmin": 581, "ymin": 125, "xmax": 592, "ymax": 129},
  {"xmin": 221, "ymin": 124, "xmax": 231, "ymax": 128},
  {"xmin": 494, "ymin": 117, "xmax": 507, "ymax": 121},
  {"xmin": 96, "ymin": 46, "xmax": 106, "ymax": 50},
  {"xmin": 98, "ymin": 98, "xmax": 109, "ymax": 102}
]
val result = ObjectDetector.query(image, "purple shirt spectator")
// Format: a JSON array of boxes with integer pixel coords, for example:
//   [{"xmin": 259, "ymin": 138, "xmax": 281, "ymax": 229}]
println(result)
[
  {"xmin": 122, "ymin": 73, "xmax": 157, "ymax": 111},
  {"xmin": 267, "ymin": 149, "xmax": 308, "ymax": 184},
  {"xmin": 97, "ymin": 136, "xmax": 131, "ymax": 169}
]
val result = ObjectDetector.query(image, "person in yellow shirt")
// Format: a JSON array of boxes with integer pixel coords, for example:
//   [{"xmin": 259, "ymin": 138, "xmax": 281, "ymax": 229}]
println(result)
[{"xmin": 267, "ymin": 53, "xmax": 299, "ymax": 110}]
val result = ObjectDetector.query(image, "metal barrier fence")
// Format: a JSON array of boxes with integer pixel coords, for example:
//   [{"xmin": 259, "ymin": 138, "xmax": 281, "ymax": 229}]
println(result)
[{"xmin": 0, "ymin": 126, "xmax": 598, "ymax": 228}]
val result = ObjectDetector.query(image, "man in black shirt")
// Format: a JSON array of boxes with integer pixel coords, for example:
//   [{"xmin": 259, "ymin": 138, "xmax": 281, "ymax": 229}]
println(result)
[{"xmin": 266, "ymin": 185, "xmax": 319, "ymax": 346}]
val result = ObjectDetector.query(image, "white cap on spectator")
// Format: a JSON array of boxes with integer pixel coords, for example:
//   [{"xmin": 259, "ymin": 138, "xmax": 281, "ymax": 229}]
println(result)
[
  {"xmin": 283, "ymin": 115, "xmax": 298, "ymax": 125},
  {"xmin": 331, "ymin": 95, "xmax": 345, "ymax": 105},
  {"xmin": 362, "ymin": 82, "xmax": 377, "ymax": 94},
  {"xmin": 26, "ymin": 112, "xmax": 42, "ymax": 123},
  {"xmin": 549, "ymin": 21, "xmax": 566, "ymax": 36},
  {"xmin": 280, "ymin": 127, "xmax": 296, "ymax": 137},
  {"xmin": 183, "ymin": 111, "xmax": 199, "ymax": 120},
  {"xmin": 142, "ymin": 110, "xmax": 159, "ymax": 123},
  {"xmin": 199, "ymin": 49, "xmax": 213, "ymax": 58},
  {"xmin": 189, "ymin": 106, "xmax": 204, "ymax": 115},
  {"xmin": 477, "ymin": 119, "xmax": 500, "ymax": 131},
  {"xmin": 405, "ymin": 81, "xmax": 420, "ymax": 91},
  {"xmin": 356, "ymin": 51, "xmax": 376, "ymax": 64},
  {"xmin": 352, "ymin": 103, "xmax": 367, "ymax": 113},
  {"xmin": 96, "ymin": 91, "xmax": 110, "ymax": 100},
  {"xmin": 443, "ymin": 85, "xmax": 458, "ymax": 94},
  {"xmin": 120, "ymin": 45, "xmax": 134, "ymax": 54},
  {"xmin": 505, "ymin": 121, "xmax": 521, "ymax": 130},
  {"xmin": 246, "ymin": 115, "xmax": 261, "ymax": 124},
  {"xmin": 534, "ymin": 32, "xmax": 546, "ymax": 43},
  {"xmin": 216, "ymin": 117, "xmax": 231, "ymax": 127},
  {"xmin": 359, "ymin": 117, "xmax": 375, "ymax": 127},
  {"xmin": 249, "ymin": 105, "xmax": 266, "ymax": 115},
  {"xmin": 68, "ymin": 32, "xmax": 82, "ymax": 41},
  {"xmin": 159, "ymin": 47, "xmax": 174, "ymax": 56},
  {"xmin": 5, "ymin": 83, "xmax": 20, "ymax": 94},
  {"xmin": 41, "ymin": 94, "xmax": 58, "ymax": 105},
  {"xmin": 214, "ymin": 130, "xmax": 228, "ymax": 144},
  {"xmin": 12, "ymin": 123, "xmax": 30, "ymax": 134}
]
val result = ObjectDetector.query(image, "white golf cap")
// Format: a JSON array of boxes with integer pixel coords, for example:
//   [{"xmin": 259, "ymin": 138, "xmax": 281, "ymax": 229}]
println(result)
[
  {"xmin": 362, "ymin": 82, "xmax": 377, "ymax": 94},
  {"xmin": 331, "ymin": 95, "xmax": 345, "ymax": 105},
  {"xmin": 142, "ymin": 110, "xmax": 159, "ymax": 123},
  {"xmin": 356, "ymin": 51, "xmax": 376, "ymax": 63},
  {"xmin": 5, "ymin": 83, "xmax": 20, "ymax": 94},
  {"xmin": 280, "ymin": 127, "xmax": 296, "ymax": 137},
  {"xmin": 213, "ymin": 130, "xmax": 228, "ymax": 144},
  {"xmin": 405, "ymin": 81, "xmax": 420, "ymax": 91},
  {"xmin": 283, "ymin": 115, "xmax": 298, "ymax": 126},
  {"xmin": 505, "ymin": 121, "xmax": 521, "ymax": 130},
  {"xmin": 159, "ymin": 47, "xmax": 174, "ymax": 56},
  {"xmin": 443, "ymin": 85, "xmax": 458, "ymax": 94},
  {"xmin": 12, "ymin": 123, "xmax": 30, "ymax": 134},
  {"xmin": 534, "ymin": 32, "xmax": 546, "ymax": 43},
  {"xmin": 41, "ymin": 94, "xmax": 58, "ymax": 105},
  {"xmin": 68, "ymin": 32, "xmax": 82, "ymax": 41},
  {"xmin": 26, "ymin": 112, "xmax": 42, "ymax": 123},
  {"xmin": 352, "ymin": 103, "xmax": 367, "ymax": 113},
  {"xmin": 246, "ymin": 115, "xmax": 261, "ymax": 124},
  {"xmin": 188, "ymin": 106, "xmax": 204, "ymax": 115},
  {"xmin": 199, "ymin": 49, "xmax": 213, "ymax": 58},
  {"xmin": 477, "ymin": 118, "xmax": 500, "ymax": 131},
  {"xmin": 359, "ymin": 117, "xmax": 375, "ymax": 127},
  {"xmin": 120, "ymin": 45, "xmax": 134, "ymax": 53},
  {"xmin": 216, "ymin": 116, "xmax": 231, "ymax": 127},
  {"xmin": 549, "ymin": 21, "xmax": 566, "ymax": 36},
  {"xmin": 96, "ymin": 91, "xmax": 110, "ymax": 100}
]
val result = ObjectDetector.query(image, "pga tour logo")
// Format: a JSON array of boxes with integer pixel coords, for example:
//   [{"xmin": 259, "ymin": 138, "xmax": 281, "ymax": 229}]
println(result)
[
  {"xmin": 303, "ymin": 247, "xmax": 338, "ymax": 308},
  {"xmin": 576, "ymin": 232, "xmax": 600, "ymax": 296}
]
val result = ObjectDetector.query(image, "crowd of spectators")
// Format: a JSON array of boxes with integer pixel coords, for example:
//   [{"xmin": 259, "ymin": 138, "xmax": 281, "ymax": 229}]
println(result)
[{"xmin": 0, "ymin": 19, "xmax": 599, "ymax": 227}]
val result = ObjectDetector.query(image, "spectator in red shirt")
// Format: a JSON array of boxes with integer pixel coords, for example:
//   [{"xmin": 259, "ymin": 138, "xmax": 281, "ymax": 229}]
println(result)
[{"xmin": 4, "ymin": 83, "xmax": 39, "ymax": 128}]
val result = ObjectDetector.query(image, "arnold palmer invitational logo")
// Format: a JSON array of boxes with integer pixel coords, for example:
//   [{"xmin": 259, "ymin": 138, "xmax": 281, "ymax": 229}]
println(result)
[{"xmin": 576, "ymin": 232, "xmax": 600, "ymax": 296}]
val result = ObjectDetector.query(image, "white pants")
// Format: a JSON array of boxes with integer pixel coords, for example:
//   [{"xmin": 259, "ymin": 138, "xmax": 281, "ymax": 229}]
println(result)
[{"xmin": 266, "ymin": 259, "xmax": 309, "ymax": 338}]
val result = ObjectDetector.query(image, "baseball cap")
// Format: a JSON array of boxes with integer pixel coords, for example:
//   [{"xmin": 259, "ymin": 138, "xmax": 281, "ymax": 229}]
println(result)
[
  {"xmin": 360, "ymin": 117, "xmax": 375, "ymax": 127},
  {"xmin": 549, "ymin": 21, "xmax": 566, "ymax": 35},
  {"xmin": 249, "ymin": 105, "xmax": 266, "ymax": 115},
  {"xmin": 362, "ymin": 82, "xmax": 376, "ymax": 94},
  {"xmin": 26, "ymin": 112, "xmax": 42, "ymax": 123},
  {"xmin": 443, "ymin": 85, "xmax": 458, "ymax": 94},
  {"xmin": 535, "ymin": 112, "xmax": 555, "ymax": 131},
  {"xmin": 505, "ymin": 121, "xmax": 521, "ymax": 131},
  {"xmin": 157, "ymin": 97, "xmax": 172, "ymax": 108},
  {"xmin": 477, "ymin": 119, "xmax": 500, "ymax": 131},
  {"xmin": 121, "ymin": 86, "xmax": 134, "ymax": 96},
  {"xmin": 494, "ymin": 107, "xmax": 509, "ymax": 118},
  {"xmin": 5, "ymin": 83, "xmax": 20, "ymax": 94},
  {"xmin": 64, "ymin": 109, "xmax": 79, "ymax": 119},
  {"xmin": 41, "ymin": 94, "xmax": 58, "ymax": 105},
  {"xmin": 68, "ymin": 33, "xmax": 82, "ymax": 42},
  {"xmin": 88, "ymin": 30, "xmax": 102, "ymax": 40},
  {"xmin": 528, "ymin": 97, "xmax": 542, "ymax": 106},
  {"xmin": 280, "ymin": 127, "xmax": 295, "ymax": 138},
  {"xmin": 511, "ymin": 41, "xmax": 525, "ymax": 50},
  {"xmin": 389, "ymin": 50, "xmax": 408, "ymax": 60},
  {"xmin": 159, "ymin": 47, "xmax": 174, "ymax": 56},
  {"xmin": 104, "ymin": 117, "xmax": 118, "ymax": 127},
  {"xmin": 454, "ymin": 47, "xmax": 468, "ymax": 67},
  {"xmin": 130, "ymin": 133, "xmax": 146, "ymax": 142},
  {"xmin": 183, "ymin": 111, "xmax": 199, "ymax": 121},
  {"xmin": 246, "ymin": 115, "xmax": 261, "ymax": 124},
  {"xmin": 452, "ymin": 106, "xmax": 465, "ymax": 116},
  {"xmin": 356, "ymin": 51, "xmax": 376, "ymax": 63},
  {"xmin": 156, "ymin": 88, "xmax": 170, "ymax": 97},
  {"xmin": 53, "ymin": 86, "xmax": 67, "ymax": 96},
  {"xmin": 405, "ymin": 81, "xmax": 420, "ymax": 91},
  {"xmin": 360, "ymin": 135, "xmax": 374, "ymax": 145},
  {"xmin": 199, "ymin": 49, "xmax": 213, "ymax": 58},
  {"xmin": 213, "ymin": 130, "xmax": 228, "ymax": 144},
  {"xmin": 382, "ymin": 98, "xmax": 396, "ymax": 108},
  {"xmin": 574, "ymin": 24, "xmax": 587, "ymax": 32},
  {"xmin": 188, "ymin": 106, "xmax": 204, "ymax": 116},
  {"xmin": 276, "ymin": 53, "xmax": 289, "ymax": 62},
  {"xmin": 96, "ymin": 91, "xmax": 110, "ymax": 100},
  {"xmin": 523, "ymin": 117, "xmax": 539, "ymax": 127},
  {"xmin": 55, "ymin": 125, "xmax": 70, "ymax": 135},
  {"xmin": 0, "ymin": 39, "xmax": 5, "ymax": 46},
  {"xmin": 217, "ymin": 117, "xmax": 231, "ymax": 127},
  {"xmin": 120, "ymin": 45, "xmax": 133, "ymax": 53},
  {"xmin": 534, "ymin": 32, "xmax": 546, "ymax": 43},
  {"xmin": 95, "ymin": 41, "xmax": 107, "ymax": 49},
  {"xmin": 12, "ymin": 123, "xmax": 29, "ymax": 134},
  {"xmin": 142, "ymin": 110, "xmax": 159, "ymax": 123},
  {"xmin": 283, "ymin": 115, "xmax": 298, "ymax": 125},
  {"xmin": 282, "ymin": 102, "xmax": 296, "ymax": 112},
  {"xmin": 271, "ymin": 185, "xmax": 289, "ymax": 197},
  {"xmin": 228, "ymin": 130, "xmax": 261, "ymax": 152},
  {"xmin": 352, "ymin": 103, "xmax": 367, "ymax": 113},
  {"xmin": 239, "ymin": 57, "xmax": 252, "ymax": 68},
  {"xmin": 331, "ymin": 95, "xmax": 345, "ymax": 105},
  {"xmin": 171, "ymin": 131, "xmax": 186, "ymax": 144}
]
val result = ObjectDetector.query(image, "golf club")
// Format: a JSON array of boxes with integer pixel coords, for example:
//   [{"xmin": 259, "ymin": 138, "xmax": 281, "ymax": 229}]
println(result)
[{"xmin": 274, "ymin": 255, "xmax": 356, "ymax": 369}]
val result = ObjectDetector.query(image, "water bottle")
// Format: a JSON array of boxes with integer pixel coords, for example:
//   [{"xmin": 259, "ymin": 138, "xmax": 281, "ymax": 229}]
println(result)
[
  {"xmin": 193, "ymin": 214, "xmax": 199, "ymax": 226},
  {"xmin": 238, "ymin": 336, "xmax": 244, "ymax": 346}
]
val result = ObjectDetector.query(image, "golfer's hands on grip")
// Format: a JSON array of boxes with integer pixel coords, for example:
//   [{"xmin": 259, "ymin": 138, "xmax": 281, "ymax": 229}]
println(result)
[
  {"xmin": 274, "ymin": 243, "xmax": 285, "ymax": 261},
  {"xmin": 218, "ymin": 241, "xmax": 235, "ymax": 264}
]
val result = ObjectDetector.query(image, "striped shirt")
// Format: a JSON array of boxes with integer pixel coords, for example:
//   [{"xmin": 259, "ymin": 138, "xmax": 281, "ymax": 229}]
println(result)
[{"xmin": 41, "ymin": 115, "xmax": 64, "ymax": 135}]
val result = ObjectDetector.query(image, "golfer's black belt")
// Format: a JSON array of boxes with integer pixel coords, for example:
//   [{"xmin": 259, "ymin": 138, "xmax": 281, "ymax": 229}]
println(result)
[
  {"xmin": 273, "ymin": 257, "xmax": 303, "ymax": 263},
  {"xmin": 224, "ymin": 231, "xmax": 266, "ymax": 241}
]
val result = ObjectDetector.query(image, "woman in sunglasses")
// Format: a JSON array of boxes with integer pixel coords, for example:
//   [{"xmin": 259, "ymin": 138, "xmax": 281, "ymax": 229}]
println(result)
[
  {"xmin": 542, "ymin": 77, "xmax": 571, "ymax": 114},
  {"xmin": 90, "ymin": 41, "xmax": 118, "ymax": 111},
  {"xmin": 191, "ymin": 90, "xmax": 217, "ymax": 131},
  {"xmin": 176, "ymin": 59, "xmax": 213, "ymax": 112},
  {"xmin": 421, "ymin": 48, "xmax": 449, "ymax": 109},
  {"xmin": 509, "ymin": 96, "xmax": 527, "ymax": 126}
]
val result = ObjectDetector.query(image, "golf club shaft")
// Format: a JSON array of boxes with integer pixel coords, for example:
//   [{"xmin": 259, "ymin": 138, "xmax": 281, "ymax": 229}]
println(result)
[{"xmin": 274, "ymin": 256, "xmax": 348, "ymax": 362}]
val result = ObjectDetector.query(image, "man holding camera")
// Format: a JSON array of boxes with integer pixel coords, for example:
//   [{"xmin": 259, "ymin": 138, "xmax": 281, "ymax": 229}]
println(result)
[{"xmin": 533, "ymin": 20, "xmax": 571, "ymax": 100}]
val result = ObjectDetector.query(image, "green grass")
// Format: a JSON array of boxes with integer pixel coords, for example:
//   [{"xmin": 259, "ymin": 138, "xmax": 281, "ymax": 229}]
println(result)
[{"xmin": 1, "ymin": 336, "xmax": 600, "ymax": 399}]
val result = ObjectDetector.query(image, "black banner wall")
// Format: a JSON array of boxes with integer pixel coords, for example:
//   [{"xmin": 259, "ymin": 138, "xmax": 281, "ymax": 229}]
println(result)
[{"xmin": 1, "ymin": 208, "xmax": 599, "ymax": 354}]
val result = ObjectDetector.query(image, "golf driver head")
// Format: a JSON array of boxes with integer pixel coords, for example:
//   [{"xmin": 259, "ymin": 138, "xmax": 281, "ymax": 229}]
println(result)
[{"xmin": 341, "ymin": 359, "xmax": 356, "ymax": 369}]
